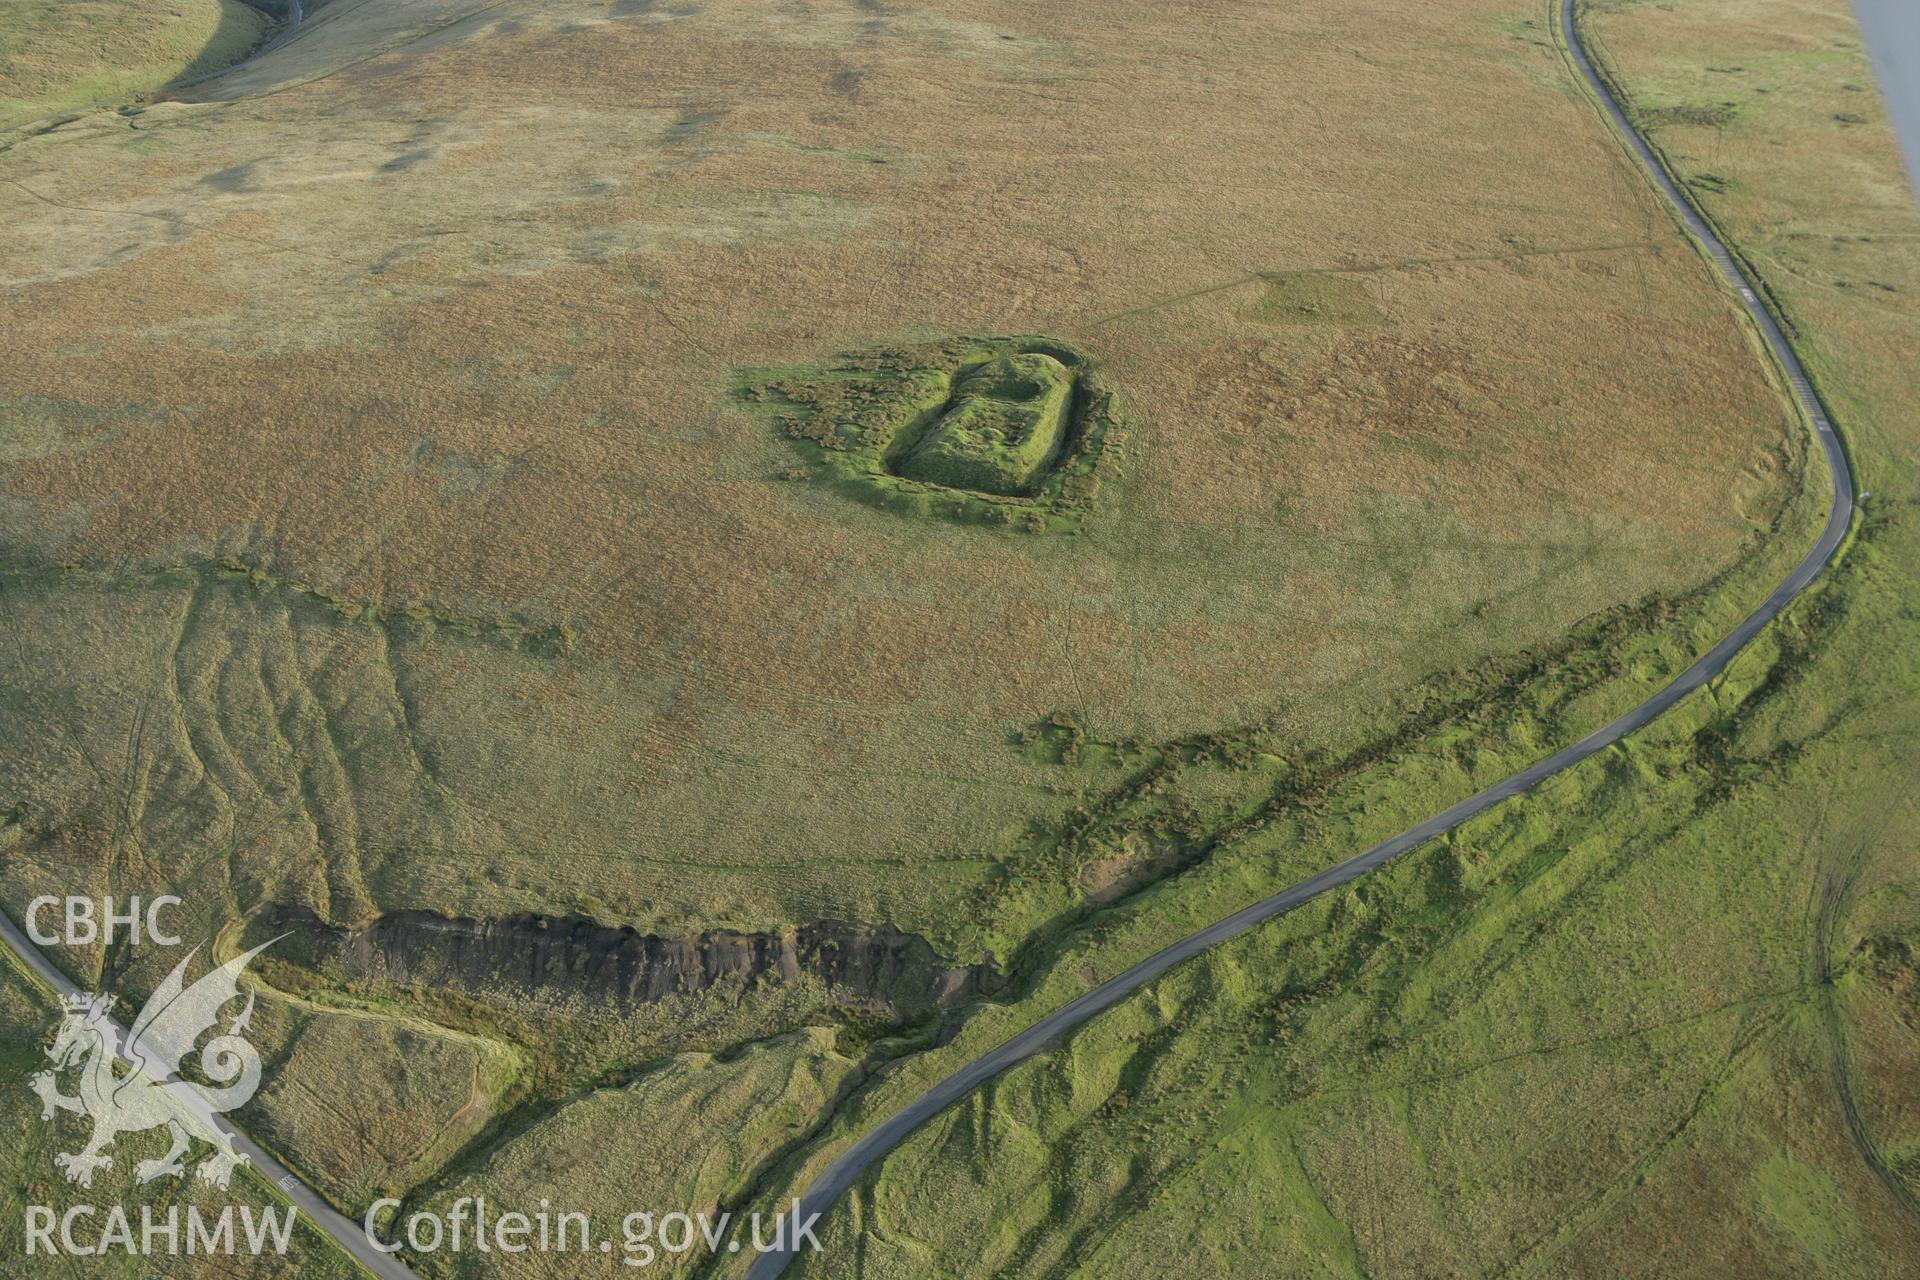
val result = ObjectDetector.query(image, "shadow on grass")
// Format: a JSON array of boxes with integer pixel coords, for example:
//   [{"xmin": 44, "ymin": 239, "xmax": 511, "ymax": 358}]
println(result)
[{"xmin": 171, "ymin": 0, "xmax": 284, "ymax": 86}]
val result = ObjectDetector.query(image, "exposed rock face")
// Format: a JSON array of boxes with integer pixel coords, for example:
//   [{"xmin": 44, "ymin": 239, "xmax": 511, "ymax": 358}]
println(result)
[{"xmin": 250, "ymin": 905, "xmax": 989, "ymax": 1018}]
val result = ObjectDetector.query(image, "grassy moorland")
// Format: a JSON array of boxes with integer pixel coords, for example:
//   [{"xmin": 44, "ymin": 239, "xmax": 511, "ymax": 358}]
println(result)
[
  {"xmin": 0, "ymin": 0, "xmax": 1908, "ymax": 1270},
  {"xmin": 720, "ymin": 1, "xmax": 1920, "ymax": 1275},
  {"xmin": 0, "ymin": 0, "xmax": 270, "ymax": 127},
  {"xmin": 0, "ymin": 0, "xmax": 1812, "ymax": 963}
]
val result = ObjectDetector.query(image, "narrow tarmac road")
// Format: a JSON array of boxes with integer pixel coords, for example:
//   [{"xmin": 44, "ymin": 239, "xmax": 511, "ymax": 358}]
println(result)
[
  {"xmin": 0, "ymin": 909, "xmax": 416, "ymax": 1279},
  {"xmin": 742, "ymin": 1, "xmax": 1857, "ymax": 1274}
]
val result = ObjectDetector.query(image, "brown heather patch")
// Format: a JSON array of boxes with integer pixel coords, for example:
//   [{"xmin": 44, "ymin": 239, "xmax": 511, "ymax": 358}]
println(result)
[{"xmin": 0, "ymin": 0, "xmax": 1817, "ymax": 930}]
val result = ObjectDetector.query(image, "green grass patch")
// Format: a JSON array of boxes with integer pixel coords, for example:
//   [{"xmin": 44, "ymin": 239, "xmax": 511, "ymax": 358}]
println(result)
[
  {"xmin": 1244, "ymin": 272, "xmax": 1386, "ymax": 326},
  {"xmin": 0, "ymin": 0, "xmax": 271, "ymax": 127}
]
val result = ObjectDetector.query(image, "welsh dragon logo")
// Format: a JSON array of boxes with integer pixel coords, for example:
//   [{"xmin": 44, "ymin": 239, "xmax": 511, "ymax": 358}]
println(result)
[{"xmin": 29, "ymin": 938, "xmax": 278, "ymax": 1190}]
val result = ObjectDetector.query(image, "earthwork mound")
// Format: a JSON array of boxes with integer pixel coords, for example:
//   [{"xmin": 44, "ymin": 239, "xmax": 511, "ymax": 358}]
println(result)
[{"xmin": 741, "ymin": 336, "xmax": 1124, "ymax": 532}]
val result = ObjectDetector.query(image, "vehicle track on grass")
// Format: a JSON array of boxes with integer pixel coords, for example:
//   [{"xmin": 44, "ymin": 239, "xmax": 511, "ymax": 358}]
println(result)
[
  {"xmin": 1813, "ymin": 822, "xmax": 1920, "ymax": 1232},
  {"xmin": 741, "ymin": 1, "xmax": 1858, "ymax": 1272},
  {"xmin": 0, "ymin": 10, "xmax": 424, "ymax": 1277}
]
